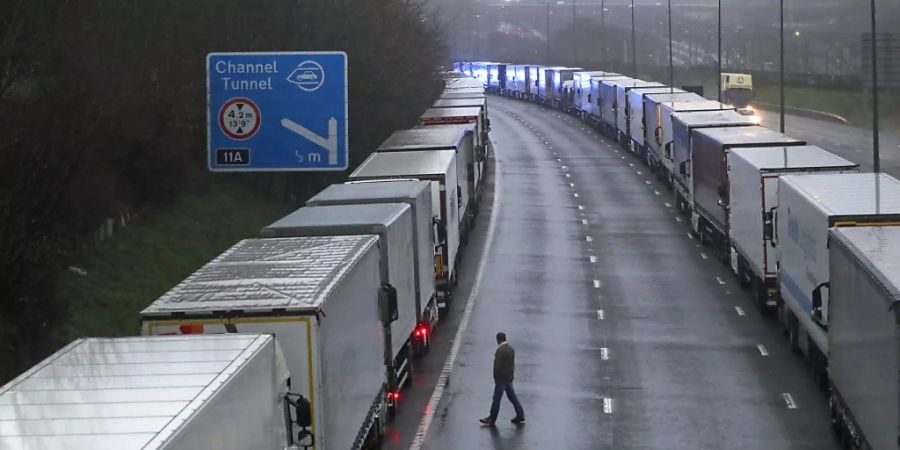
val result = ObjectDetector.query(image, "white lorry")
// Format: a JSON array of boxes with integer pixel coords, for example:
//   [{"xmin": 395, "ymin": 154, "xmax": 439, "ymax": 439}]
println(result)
[
  {"xmin": 641, "ymin": 94, "xmax": 712, "ymax": 175},
  {"xmin": 141, "ymin": 236, "xmax": 392, "ymax": 450},
  {"xmin": 671, "ymin": 109, "xmax": 758, "ymax": 215},
  {"xmin": 614, "ymin": 80, "xmax": 665, "ymax": 145},
  {"xmin": 625, "ymin": 86, "xmax": 684, "ymax": 157},
  {"xmin": 380, "ymin": 125, "xmax": 479, "ymax": 234},
  {"xmin": 350, "ymin": 150, "xmax": 460, "ymax": 305},
  {"xmin": 259, "ymin": 204, "xmax": 417, "ymax": 402},
  {"xmin": 727, "ymin": 146, "xmax": 858, "ymax": 311},
  {"xmin": 572, "ymin": 71, "xmax": 613, "ymax": 120},
  {"xmin": 0, "ymin": 334, "xmax": 312, "ymax": 450},
  {"xmin": 306, "ymin": 181, "xmax": 437, "ymax": 351},
  {"xmin": 827, "ymin": 226, "xmax": 900, "ymax": 450},
  {"xmin": 776, "ymin": 173, "xmax": 900, "ymax": 385}
]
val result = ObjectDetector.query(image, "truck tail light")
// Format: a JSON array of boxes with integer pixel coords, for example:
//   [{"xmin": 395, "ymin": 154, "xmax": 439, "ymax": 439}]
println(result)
[{"xmin": 179, "ymin": 324, "xmax": 205, "ymax": 335}]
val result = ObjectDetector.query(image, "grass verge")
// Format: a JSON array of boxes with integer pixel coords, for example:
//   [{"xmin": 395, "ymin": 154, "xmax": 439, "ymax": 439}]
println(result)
[{"xmin": 54, "ymin": 183, "xmax": 292, "ymax": 342}]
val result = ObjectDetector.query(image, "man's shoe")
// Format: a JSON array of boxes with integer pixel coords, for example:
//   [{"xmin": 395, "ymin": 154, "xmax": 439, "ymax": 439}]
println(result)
[
  {"xmin": 479, "ymin": 417, "xmax": 496, "ymax": 426},
  {"xmin": 511, "ymin": 416, "xmax": 525, "ymax": 424}
]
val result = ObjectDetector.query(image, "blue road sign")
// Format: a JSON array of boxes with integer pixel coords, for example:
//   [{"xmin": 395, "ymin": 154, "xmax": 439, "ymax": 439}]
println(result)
[{"xmin": 207, "ymin": 51, "xmax": 348, "ymax": 171}]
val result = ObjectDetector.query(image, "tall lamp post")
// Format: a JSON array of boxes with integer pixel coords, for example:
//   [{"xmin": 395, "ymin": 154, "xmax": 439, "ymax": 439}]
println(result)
[
  {"xmin": 667, "ymin": 0, "xmax": 674, "ymax": 92},
  {"xmin": 546, "ymin": 2, "xmax": 551, "ymax": 65},
  {"xmin": 631, "ymin": 0, "xmax": 637, "ymax": 76},
  {"xmin": 717, "ymin": 0, "xmax": 722, "ymax": 102},
  {"xmin": 870, "ymin": 0, "xmax": 880, "ymax": 172},
  {"xmin": 779, "ymin": 0, "xmax": 785, "ymax": 133}
]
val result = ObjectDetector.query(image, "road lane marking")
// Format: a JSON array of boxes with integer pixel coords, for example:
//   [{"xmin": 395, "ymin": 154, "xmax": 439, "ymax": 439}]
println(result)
[
  {"xmin": 675, "ymin": 216, "xmax": 682, "ymax": 222},
  {"xmin": 654, "ymin": 191, "xmax": 661, "ymax": 196},
  {"xmin": 589, "ymin": 255, "xmax": 597, "ymax": 263},
  {"xmin": 570, "ymin": 183, "xmax": 575, "ymax": 187},
  {"xmin": 585, "ymin": 235, "xmax": 592, "ymax": 242},
  {"xmin": 600, "ymin": 347, "xmax": 609, "ymax": 360},
  {"xmin": 687, "ymin": 232, "xmax": 693, "ymax": 239},
  {"xmin": 409, "ymin": 137, "xmax": 503, "ymax": 450},
  {"xmin": 574, "ymin": 193, "xmax": 579, "ymax": 198},
  {"xmin": 665, "ymin": 202, "xmax": 671, "ymax": 208},
  {"xmin": 757, "ymin": 344, "xmax": 769, "ymax": 356},
  {"xmin": 700, "ymin": 253, "xmax": 708, "ymax": 260},
  {"xmin": 716, "ymin": 277, "xmax": 726, "ymax": 285},
  {"xmin": 582, "ymin": 219, "xmax": 589, "ymax": 225},
  {"xmin": 735, "ymin": 306, "xmax": 745, "ymax": 316},
  {"xmin": 594, "ymin": 280, "xmax": 602, "ymax": 288},
  {"xmin": 782, "ymin": 393, "xmax": 797, "ymax": 409},
  {"xmin": 597, "ymin": 309, "xmax": 605, "ymax": 320},
  {"xmin": 566, "ymin": 173, "xmax": 571, "ymax": 178},
  {"xmin": 603, "ymin": 398, "xmax": 613, "ymax": 414},
  {"xmin": 578, "ymin": 205, "xmax": 584, "ymax": 210}
]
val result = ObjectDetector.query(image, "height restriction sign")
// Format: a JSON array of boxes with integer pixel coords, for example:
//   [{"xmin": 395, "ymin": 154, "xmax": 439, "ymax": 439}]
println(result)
[{"xmin": 207, "ymin": 51, "xmax": 348, "ymax": 172}]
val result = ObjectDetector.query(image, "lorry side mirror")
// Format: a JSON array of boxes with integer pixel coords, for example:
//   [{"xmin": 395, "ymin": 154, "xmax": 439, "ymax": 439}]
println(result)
[
  {"xmin": 811, "ymin": 282, "xmax": 829, "ymax": 325},
  {"xmin": 486, "ymin": 118, "xmax": 491, "ymax": 130},
  {"xmin": 433, "ymin": 217, "xmax": 447, "ymax": 245},
  {"xmin": 286, "ymin": 393, "xmax": 312, "ymax": 428},
  {"xmin": 763, "ymin": 207, "xmax": 778, "ymax": 244},
  {"xmin": 380, "ymin": 284, "xmax": 399, "ymax": 324}
]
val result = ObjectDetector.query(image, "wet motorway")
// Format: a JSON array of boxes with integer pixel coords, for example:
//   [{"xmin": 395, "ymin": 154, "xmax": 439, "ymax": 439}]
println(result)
[{"xmin": 387, "ymin": 95, "xmax": 841, "ymax": 450}]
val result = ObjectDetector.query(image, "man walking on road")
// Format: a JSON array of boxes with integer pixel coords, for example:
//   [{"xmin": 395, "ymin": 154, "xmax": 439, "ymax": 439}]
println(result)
[{"xmin": 480, "ymin": 332, "xmax": 525, "ymax": 426}]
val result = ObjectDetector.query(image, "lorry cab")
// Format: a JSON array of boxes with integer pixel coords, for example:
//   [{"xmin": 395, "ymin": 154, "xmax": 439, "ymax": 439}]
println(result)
[{"xmin": 720, "ymin": 73, "xmax": 753, "ymax": 112}]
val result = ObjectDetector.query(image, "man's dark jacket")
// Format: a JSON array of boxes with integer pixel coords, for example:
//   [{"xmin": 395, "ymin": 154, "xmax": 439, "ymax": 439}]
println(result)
[{"xmin": 493, "ymin": 342, "xmax": 515, "ymax": 381}]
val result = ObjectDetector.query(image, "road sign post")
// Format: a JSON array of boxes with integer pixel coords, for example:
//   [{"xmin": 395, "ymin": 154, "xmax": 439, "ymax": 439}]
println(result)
[{"xmin": 207, "ymin": 51, "xmax": 348, "ymax": 171}]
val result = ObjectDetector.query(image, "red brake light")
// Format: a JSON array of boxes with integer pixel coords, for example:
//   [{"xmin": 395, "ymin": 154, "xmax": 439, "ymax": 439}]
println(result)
[{"xmin": 179, "ymin": 324, "xmax": 204, "ymax": 335}]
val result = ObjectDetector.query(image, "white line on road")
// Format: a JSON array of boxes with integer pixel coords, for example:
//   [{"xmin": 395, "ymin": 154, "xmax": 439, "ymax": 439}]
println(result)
[
  {"xmin": 700, "ymin": 253, "xmax": 708, "ymax": 260},
  {"xmin": 757, "ymin": 344, "xmax": 769, "ymax": 356},
  {"xmin": 716, "ymin": 277, "xmax": 726, "ymax": 285},
  {"xmin": 675, "ymin": 216, "xmax": 682, "ymax": 222},
  {"xmin": 628, "ymin": 163, "xmax": 635, "ymax": 167},
  {"xmin": 687, "ymin": 232, "xmax": 694, "ymax": 239},
  {"xmin": 594, "ymin": 280, "xmax": 602, "ymax": 288},
  {"xmin": 589, "ymin": 256, "xmax": 597, "ymax": 263},
  {"xmin": 597, "ymin": 309, "xmax": 605, "ymax": 320},
  {"xmin": 570, "ymin": 183, "xmax": 575, "ymax": 188},
  {"xmin": 574, "ymin": 193, "xmax": 579, "ymax": 198},
  {"xmin": 578, "ymin": 205, "xmax": 584, "ymax": 210},
  {"xmin": 603, "ymin": 397, "xmax": 613, "ymax": 414},
  {"xmin": 582, "ymin": 219, "xmax": 589, "ymax": 225},
  {"xmin": 644, "ymin": 180, "xmax": 651, "ymax": 185},
  {"xmin": 665, "ymin": 202, "xmax": 671, "ymax": 208},
  {"xmin": 566, "ymin": 173, "xmax": 571, "ymax": 178},
  {"xmin": 735, "ymin": 306, "xmax": 745, "ymax": 316},
  {"xmin": 782, "ymin": 393, "xmax": 797, "ymax": 409},
  {"xmin": 600, "ymin": 347, "xmax": 609, "ymax": 360},
  {"xmin": 409, "ymin": 138, "xmax": 503, "ymax": 450},
  {"xmin": 654, "ymin": 191, "xmax": 661, "ymax": 196},
  {"xmin": 585, "ymin": 235, "xmax": 593, "ymax": 242}
]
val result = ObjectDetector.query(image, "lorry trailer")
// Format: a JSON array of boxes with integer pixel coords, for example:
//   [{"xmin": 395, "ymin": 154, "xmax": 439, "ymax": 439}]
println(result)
[
  {"xmin": 625, "ymin": 87, "xmax": 685, "ymax": 156},
  {"xmin": 650, "ymin": 100, "xmax": 729, "ymax": 183},
  {"xmin": 640, "ymin": 94, "xmax": 709, "ymax": 171},
  {"xmin": 776, "ymin": 173, "xmax": 900, "ymax": 380},
  {"xmin": 306, "ymin": 180, "xmax": 437, "ymax": 348},
  {"xmin": 671, "ymin": 109, "xmax": 758, "ymax": 214},
  {"xmin": 380, "ymin": 125, "xmax": 478, "ymax": 235},
  {"xmin": 260, "ymin": 203, "xmax": 418, "ymax": 396},
  {"xmin": 727, "ymin": 146, "xmax": 858, "ymax": 310},
  {"xmin": 0, "ymin": 334, "xmax": 307, "ymax": 450},
  {"xmin": 141, "ymin": 236, "xmax": 391, "ymax": 450},
  {"xmin": 614, "ymin": 81, "xmax": 665, "ymax": 144},
  {"xmin": 588, "ymin": 75, "xmax": 630, "ymax": 126},
  {"xmin": 827, "ymin": 226, "xmax": 900, "ymax": 450},
  {"xmin": 350, "ymin": 150, "xmax": 461, "ymax": 300},
  {"xmin": 690, "ymin": 126, "xmax": 806, "ymax": 259},
  {"xmin": 572, "ymin": 71, "xmax": 613, "ymax": 119}
]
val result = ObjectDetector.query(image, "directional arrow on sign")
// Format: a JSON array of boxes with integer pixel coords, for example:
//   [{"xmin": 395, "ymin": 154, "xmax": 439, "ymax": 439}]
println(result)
[{"xmin": 280, "ymin": 117, "xmax": 338, "ymax": 165}]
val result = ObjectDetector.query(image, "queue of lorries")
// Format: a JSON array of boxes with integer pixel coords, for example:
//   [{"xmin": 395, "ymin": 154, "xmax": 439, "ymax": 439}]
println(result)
[
  {"xmin": 462, "ymin": 60, "xmax": 900, "ymax": 450},
  {"xmin": 0, "ymin": 73, "xmax": 489, "ymax": 450}
]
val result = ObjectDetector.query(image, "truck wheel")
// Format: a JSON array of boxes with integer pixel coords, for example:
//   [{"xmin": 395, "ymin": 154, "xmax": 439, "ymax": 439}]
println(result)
[{"xmin": 787, "ymin": 312, "xmax": 801, "ymax": 354}]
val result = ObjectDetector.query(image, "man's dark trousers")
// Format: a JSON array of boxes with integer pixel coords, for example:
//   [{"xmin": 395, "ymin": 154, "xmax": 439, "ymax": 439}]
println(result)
[{"xmin": 489, "ymin": 378, "xmax": 524, "ymax": 420}]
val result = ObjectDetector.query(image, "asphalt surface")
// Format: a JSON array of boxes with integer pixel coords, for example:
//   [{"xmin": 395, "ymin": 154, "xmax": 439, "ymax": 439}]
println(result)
[
  {"xmin": 379, "ymin": 95, "xmax": 843, "ymax": 450},
  {"xmin": 756, "ymin": 108, "xmax": 900, "ymax": 176}
]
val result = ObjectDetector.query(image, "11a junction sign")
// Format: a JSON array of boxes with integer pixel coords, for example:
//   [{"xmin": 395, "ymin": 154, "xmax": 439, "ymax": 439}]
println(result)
[{"xmin": 207, "ymin": 51, "xmax": 348, "ymax": 171}]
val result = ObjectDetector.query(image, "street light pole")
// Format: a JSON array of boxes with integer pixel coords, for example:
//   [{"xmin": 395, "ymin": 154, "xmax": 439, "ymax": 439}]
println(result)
[
  {"xmin": 779, "ymin": 0, "xmax": 785, "ymax": 133},
  {"xmin": 572, "ymin": 1, "xmax": 577, "ymax": 64},
  {"xmin": 631, "ymin": 0, "xmax": 637, "ymax": 77},
  {"xmin": 717, "ymin": 0, "xmax": 722, "ymax": 102},
  {"xmin": 546, "ymin": 2, "xmax": 551, "ymax": 66},
  {"xmin": 870, "ymin": 0, "xmax": 880, "ymax": 172},
  {"xmin": 668, "ymin": 0, "xmax": 674, "ymax": 92},
  {"xmin": 601, "ymin": 0, "xmax": 605, "ymax": 64}
]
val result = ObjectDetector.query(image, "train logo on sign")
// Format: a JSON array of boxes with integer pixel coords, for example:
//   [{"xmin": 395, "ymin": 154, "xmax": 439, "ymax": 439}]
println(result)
[{"xmin": 207, "ymin": 51, "xmax": 348, "ymax": 172}]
